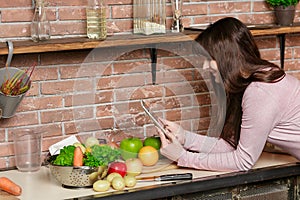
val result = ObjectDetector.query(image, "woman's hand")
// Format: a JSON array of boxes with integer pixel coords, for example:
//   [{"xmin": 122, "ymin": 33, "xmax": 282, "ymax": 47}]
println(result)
[
  {"xmin": 156, "ymin": 124, "xmax": 186, "ymax": 162},
  {"xmin": 158, "ymin": 118, "xmax": 186, "ymax": 145}
]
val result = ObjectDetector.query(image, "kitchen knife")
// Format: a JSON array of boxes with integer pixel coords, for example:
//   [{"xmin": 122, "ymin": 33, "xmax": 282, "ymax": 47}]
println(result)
[{"xmin": 137, "ymin": 173, "xmax": 193, "ymax": 181}]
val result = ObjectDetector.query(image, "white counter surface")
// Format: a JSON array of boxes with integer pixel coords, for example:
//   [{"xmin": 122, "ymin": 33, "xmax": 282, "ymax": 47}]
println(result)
[{"xmin": 0, "ymin": 152, "xmax": 298, "ymax": 200}]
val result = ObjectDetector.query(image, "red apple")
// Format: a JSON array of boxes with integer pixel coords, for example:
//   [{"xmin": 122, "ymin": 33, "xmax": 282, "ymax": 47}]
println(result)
[{"xmin": 107, "ymin": 161, "xmax": 127, "ymax": 177}]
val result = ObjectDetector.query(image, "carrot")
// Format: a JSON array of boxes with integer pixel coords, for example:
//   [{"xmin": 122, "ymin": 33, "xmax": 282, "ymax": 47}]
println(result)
[
  {"xmin": 73, "ymin": 146, "xmax": 84, "ymax": 167},
  {"xmin": 0, "ymin": 177, "xmax": 22, "ymax": 196}
]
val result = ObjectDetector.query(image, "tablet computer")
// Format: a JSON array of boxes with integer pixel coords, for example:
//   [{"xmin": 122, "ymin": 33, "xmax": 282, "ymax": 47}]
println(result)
[{"xmin": 140, "ymin": 100, "xmax": 168, "ymax": 135}]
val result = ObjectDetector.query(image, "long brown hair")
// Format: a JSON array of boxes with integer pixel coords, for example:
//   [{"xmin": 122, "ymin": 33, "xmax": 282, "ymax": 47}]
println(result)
[{"xmin": 196, "ymin": 17, "xmax": 285, "ymax": 148}]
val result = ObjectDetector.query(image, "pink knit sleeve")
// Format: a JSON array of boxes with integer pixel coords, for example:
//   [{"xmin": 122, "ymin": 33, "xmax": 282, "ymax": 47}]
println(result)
[{"xmin": 177, "ymin": 84, "xmax": 282, "ymax": 171}]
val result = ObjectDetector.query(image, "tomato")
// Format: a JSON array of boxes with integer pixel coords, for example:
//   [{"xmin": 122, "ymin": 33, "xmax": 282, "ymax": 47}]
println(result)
[
  {"xmin": 143, "ymin": 136, "xmax": 161, "ymax": 150},
  {"xmin": 108, "ymin": 161, "xmax": 127, "ymax": 177},
  {"xmin": 119, "ymin": 137, "xmax": 143, "ymax": 160}
]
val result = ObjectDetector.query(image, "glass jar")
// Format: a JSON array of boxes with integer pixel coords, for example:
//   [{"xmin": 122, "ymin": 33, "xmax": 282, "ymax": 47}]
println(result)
[
  {"xmin": 86, "ymin": 0, "xmax": 107, "ymax": 40},
  {"xmin": 133, "ymin": 0, "xmax": 166, "ymax": 35},
  {"xmin": 31, "ymin": 0, "xmax": 51, "ymax": 42},
  {"xmin": 171, "ymin": 0, "xmax": 184, "ymax": 32}
]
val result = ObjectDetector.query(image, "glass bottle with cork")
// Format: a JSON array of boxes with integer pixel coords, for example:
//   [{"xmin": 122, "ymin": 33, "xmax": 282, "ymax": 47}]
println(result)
[
  {"xmin": 86, "ymin": 0, "xmax": 107, "ymax": 40},
  {"xmin": 31, "ymin": 0, "xmax": 51, "ymax": 42}
]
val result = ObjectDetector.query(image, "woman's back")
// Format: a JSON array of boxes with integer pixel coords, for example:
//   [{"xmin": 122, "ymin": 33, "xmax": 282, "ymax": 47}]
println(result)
[{"xmin": 244, "ymin": 74, "xmax": 300, "ymax": 159}]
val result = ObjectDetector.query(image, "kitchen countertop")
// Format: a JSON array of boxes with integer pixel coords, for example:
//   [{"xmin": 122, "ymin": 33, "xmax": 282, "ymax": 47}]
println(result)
[{"xmin": 0, "ymin": 152, "xmax": 298, "ymax": 200}]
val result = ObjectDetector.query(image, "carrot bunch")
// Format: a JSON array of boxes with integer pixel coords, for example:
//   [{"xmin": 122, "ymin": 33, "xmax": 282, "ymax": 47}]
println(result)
[{"xmin": 1, "ymin": 64, "xmax": 35, "ymax": 96}]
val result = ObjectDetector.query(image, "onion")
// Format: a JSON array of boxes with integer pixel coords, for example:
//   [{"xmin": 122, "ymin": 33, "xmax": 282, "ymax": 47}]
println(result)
[{"xmin": 125, "ymin": 158, "xmax": 143, "ymax": 176}]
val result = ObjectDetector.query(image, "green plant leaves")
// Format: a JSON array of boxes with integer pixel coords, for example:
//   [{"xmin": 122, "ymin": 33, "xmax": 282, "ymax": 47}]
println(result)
[{"xmin": 266, "ymin": 0, "xmax": 299, "ymax": 7}]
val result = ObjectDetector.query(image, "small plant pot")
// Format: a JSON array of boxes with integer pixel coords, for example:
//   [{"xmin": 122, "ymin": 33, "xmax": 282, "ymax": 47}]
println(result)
[
  {"xmin": 274, "ymin": 5, "xmax": 296, "ymax": 26},
  {"xmin": 0, "ymin": 67, "xmax": 29, "ymax": 118}
]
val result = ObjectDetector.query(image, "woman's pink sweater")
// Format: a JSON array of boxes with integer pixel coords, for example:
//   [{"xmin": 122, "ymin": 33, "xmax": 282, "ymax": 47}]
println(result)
[{"xmin": 177, "ymin": 74, "xmax": 300, "ymax": 171}]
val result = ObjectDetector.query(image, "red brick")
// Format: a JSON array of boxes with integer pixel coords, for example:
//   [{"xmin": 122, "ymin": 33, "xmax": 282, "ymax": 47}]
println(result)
[
  {"xmin": 26, "ymin": 82, "xmax": 39, "ymax": 96},
  {"xmin": 0, "ymin": 0, "xmax": 32, "ymax": 8},
  {"xmin": 113, "ymin": 60, "xmax": 149, "ymax": 74},
  {"xmin": 0, "ymin": 24, "xmax": 30, "ymax": 38},
  {"xmin": 58, "ymin": 7, "xmax": 86, "ymax": 20},
  {"xmin": 6, "ymin": 124, "xmax": 62, "ymax": 143},
  {"xmin": 64, "ymin": 117, "xmax": 114, "ymax": 133},
  {"xmin": 41, "ymin": 79, "xmax": 93, "ymax": 94},
  {"xmin": 196, "ymin": 117, "xmax": 211, "ymax": 131},
  {"xmin": 1, "ymin": 9, "xmax": 33, "ymax": 22},
  {"xmin": 96, "ymin": 74, "xmax": 145, "ymax": 90},
  {"xmin": 0, "ymin": 130, "xmax": 5, "ymax": 142},
  {"xmin": 112, "ymin": 5, "xmax": 132, "ymax": 19},
  {"xmin": 109, "ymin": 19, "xmax": 133, "ymax": 33},
  {"xmin": 108, "ymin": 0, "xmax": 132, "ymax": 5},
  {"xmin": 0, "ymin": 158, "xmax": 7, "ymax": 169},
  {"xmin": 209, "ymin": 2, "xmax": 251, "ymax": 14},
  {"xmin": 255, "ymin": 37, "xmax": 277, "ymax": 49},
  {"xmin": 115, "ymin": 85, "xmax": 163, "ymax": 101},
  {"xmin": 183, "ymin": 4, "xmax": 207, "ymax": 16},
  {"xmin": 97, "ymin": 104, "xmax": 113, "ymax": 117},
  {"xmin": 9, "ymin": 54, "xmax": 39, "ymax": 68},
  {"xmin": 47, "ymin": 0, "xmax": 88, "ymax": 6},
  {"xmin": 253, "ymin": 1, "xmax": 270, "ymax": 12},
  {"xmin": 0, "ymin": 113, "xmax": 38, "ymax": 128},
  {"xmin": 31, "ymin": 67, "xmax": 59, "ymax": 81},
  {"xmin": 50, "ymin": 21, "xmax": 86, "ymax": 36},
  {"xmin": 40, "ymin": 107, "xmax": 93, "ymax": 123},
  {"xmin": 0, "ymin": 143, "xmax": 14, "ymax": 156},
  {"xmin": 295, "ymin": 47, "xmax": 300, "ymax": 59},
  {"xmin": 41, "ymin": 51, "xmax": 91, "ymax": 66},
  {"xmin": 60, "ymin": 63, "xmax": 112, "ymax": 79},
  {"xmin": 115, "ymin": 48, "xmax": 146, "ymax": 61},
  {"xmin": 19, "ymin": 96, "xmax": 63, "ymax": 111},
  {"xmin": 42, "ymin": 136, "xmax": 71, "ymax": 152}
]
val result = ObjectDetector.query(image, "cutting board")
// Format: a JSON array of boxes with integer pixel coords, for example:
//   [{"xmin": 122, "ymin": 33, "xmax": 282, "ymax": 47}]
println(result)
[
  {"xmin": 142, "ymin": 158, "xmax": 178, "ymax": 174},
  {"xmin": 0, "ymin": 190, "xmax": 19, "ymax": 200}
]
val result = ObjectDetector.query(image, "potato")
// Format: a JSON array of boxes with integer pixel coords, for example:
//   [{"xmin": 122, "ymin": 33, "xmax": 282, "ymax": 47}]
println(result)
[
  {"xmin": 124, "ymin": 175, "xmax": 136, "ymax": 187},
  {"xmin": 111, "ymin": 177, "xmax": 125, "ymax": 190},
  {"xmin": 93, "ymin": 180, "xmax": 110, "ymax": 192}
]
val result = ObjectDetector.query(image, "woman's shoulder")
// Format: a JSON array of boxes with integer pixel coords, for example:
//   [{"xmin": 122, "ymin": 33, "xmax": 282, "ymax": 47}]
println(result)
[
  {"xmin": 244, "ymin": 74, "xmax": 300, "ymax": 102},
  {"xmin": 247, "ymin": 74, "xmax": 299, "ymax": 91}
]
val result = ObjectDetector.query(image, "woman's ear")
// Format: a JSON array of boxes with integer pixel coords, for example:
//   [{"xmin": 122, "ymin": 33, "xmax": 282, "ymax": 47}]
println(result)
[
  {"xmin": 210, "ymin": 60, "xmax": 218, "ymax": 71},
  {"xmin": 203, "ymin": 60, "xmax": 221, "ymax": 83},
  {"xmin": 210, "ymin": 60, "xmax": 222, "ymax": 83}
]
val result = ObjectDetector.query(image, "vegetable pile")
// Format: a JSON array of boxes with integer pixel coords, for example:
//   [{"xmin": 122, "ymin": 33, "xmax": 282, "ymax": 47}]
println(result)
[{"xmin": 51, "ymin": 138, "xmax": 121, "ymax": 167}]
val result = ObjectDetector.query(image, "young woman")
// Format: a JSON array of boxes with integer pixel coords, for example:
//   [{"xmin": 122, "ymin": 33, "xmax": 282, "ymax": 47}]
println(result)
[{"xmin": 157, "ymin": 17, "xmax": 300, "ymax": 172}]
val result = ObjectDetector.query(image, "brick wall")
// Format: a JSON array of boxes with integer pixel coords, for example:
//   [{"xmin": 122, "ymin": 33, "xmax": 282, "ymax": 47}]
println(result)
[{"xmin": 0, "ymin": 0, "xmax": 299, "ymax": 169}]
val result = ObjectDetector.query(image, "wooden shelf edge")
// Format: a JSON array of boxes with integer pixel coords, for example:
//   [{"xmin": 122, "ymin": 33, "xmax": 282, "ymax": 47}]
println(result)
[
  {"xmin": 0, "ymin": 33, "xmax": 197, "ymax": 55},
  {"xmin": 0, "ymin": 25, "xmax": 299, "ymax": 56}
]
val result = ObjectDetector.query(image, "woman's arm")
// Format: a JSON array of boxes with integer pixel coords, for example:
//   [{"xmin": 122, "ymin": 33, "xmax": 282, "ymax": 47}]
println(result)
[
  {"xmin": 183, "ymin": 131, "xmax": 235, "ymax": 153},
  {"xmin": 176, "ymin": 84, "xmax": 282, "ymax": 171}
]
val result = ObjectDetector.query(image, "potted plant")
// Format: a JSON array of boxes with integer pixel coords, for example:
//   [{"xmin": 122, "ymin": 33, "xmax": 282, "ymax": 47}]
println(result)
[
  {"xmin": 0, "ymin": 65, "xmax": 35, "ymax": 118},
  {"xmin": 266, "ymin": 0, "xmax": 299, "ymax": 26}
]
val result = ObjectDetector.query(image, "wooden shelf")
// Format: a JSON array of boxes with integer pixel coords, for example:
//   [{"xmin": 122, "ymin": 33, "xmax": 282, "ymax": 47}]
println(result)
[{"xmin": 0, "ymin": 24, "xmax": 300, "ymax": 55}]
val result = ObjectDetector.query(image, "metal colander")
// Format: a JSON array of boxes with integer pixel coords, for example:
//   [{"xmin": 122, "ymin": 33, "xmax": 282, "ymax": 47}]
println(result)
[{"xmin": 49, "ymin": 164, "xmax": 100, "ymax": 188}]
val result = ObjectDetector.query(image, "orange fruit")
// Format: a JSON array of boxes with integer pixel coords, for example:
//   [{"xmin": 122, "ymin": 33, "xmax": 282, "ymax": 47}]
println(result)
[{"xmin": 138, "ymin": 146, "xmax": 159, "ymax": 166}]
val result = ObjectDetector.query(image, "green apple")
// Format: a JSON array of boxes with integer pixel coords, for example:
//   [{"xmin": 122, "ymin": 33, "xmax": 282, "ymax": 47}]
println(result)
[
  {"xmin": 143, "ymin": 136, "xmax": 161, "ymax": 150},
  {"xmin": 119, "ymin": 137, "xmax": 143, "ymax": 160}
]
